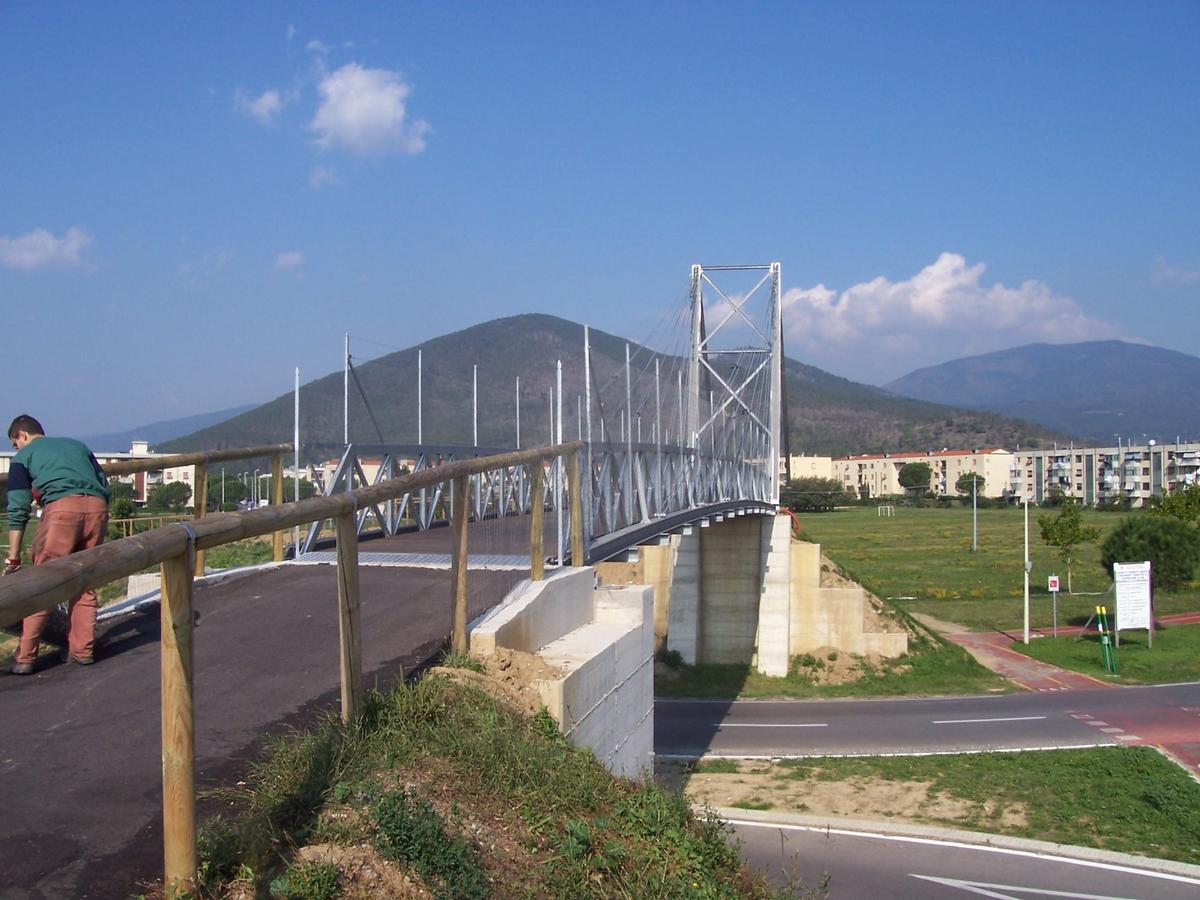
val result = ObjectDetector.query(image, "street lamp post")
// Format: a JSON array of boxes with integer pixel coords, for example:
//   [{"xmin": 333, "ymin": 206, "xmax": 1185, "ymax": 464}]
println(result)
[
  {"xmin": 972, "ymin": 474, "xmax": 978, "ymax": 552},
  {"xmin": 1023, "ymin": 496, "xmax": 1031, "ymax": 645}
]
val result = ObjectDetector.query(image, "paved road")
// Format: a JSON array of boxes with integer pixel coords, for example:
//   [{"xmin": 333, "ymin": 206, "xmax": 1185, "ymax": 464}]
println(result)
[
  {"xmin": 0, "ymin": 522, "xmax": 534, "ymax": 900},
  {"xmin": 655, "ymin": 684, "xmax": 1200, "ymax": 771},
  {"xmin": 731, "ymin": 815, "xmax": 1200, "ymax": 898}
]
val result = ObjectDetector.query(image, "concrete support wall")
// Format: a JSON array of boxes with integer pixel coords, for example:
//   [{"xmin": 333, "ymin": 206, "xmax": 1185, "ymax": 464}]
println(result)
[
  {"xmin": 596, "ymin": 538, "xmax": 675, "ymax": 651},
  {"xmin": 699, "ymin": 516, "xmax": 762, "ymax": 664},
  {"xmin": 665, "ymin": 530, "xmax": 701, "ymax": 664},
  {"xmin": 469, "ymin": 568, "xmax": 655, "ymax": 779},
  {"xmin": 789, "ymin": 541, "xmax": 907, "ymax": 658},
  {"xmin": 754, "ymin": 513, "xmax": 793, "ymax": 676}
]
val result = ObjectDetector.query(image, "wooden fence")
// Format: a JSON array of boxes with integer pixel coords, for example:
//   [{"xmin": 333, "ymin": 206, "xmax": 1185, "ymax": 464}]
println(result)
[{"xmin": 0, "ymin": 440, "xmax": 584, "ymax": 894}]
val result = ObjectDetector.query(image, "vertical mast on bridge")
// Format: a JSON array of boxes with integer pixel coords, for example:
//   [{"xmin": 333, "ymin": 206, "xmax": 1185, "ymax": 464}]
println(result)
[{"xmin": 686, "ymin": 262, "xmax": 784, "ymax": 504}]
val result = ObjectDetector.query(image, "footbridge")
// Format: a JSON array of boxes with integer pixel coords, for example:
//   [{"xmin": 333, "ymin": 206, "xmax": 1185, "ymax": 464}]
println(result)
[{"xmin": 0, "ymin": 263, "xmax": 867, "ymax": 896}]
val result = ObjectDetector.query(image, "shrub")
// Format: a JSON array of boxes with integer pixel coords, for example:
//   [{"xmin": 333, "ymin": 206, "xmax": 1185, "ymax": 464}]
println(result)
[{"xmin": 1100, "ymin": 516, "xmax": 1200, "ymax": 591}]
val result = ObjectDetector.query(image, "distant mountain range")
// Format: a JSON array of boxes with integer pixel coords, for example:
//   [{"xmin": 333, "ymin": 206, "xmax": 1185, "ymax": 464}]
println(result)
[
  {"xmin": 885, "ymin": 340, "xmax": 1200, "ymax": 444},
  {"xmin": 159, "ymin": 314, "xmax": 1067, "ymax": 459},
  {"xmin": 80, "ymin": 404, "xmax": 256, "ymax": 453}
]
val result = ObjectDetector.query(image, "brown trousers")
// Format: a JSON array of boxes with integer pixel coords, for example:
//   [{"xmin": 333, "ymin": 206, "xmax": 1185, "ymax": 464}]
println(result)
[{"xmin": 17, "ymin": 494, "xmax": 109, "ymax": 664}]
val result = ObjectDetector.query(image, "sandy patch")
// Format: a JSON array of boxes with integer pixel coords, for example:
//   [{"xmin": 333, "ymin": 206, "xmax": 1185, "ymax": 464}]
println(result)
[{"xmin": 660, "ymin": 759, "xmax": 1028, "ymax": 829}]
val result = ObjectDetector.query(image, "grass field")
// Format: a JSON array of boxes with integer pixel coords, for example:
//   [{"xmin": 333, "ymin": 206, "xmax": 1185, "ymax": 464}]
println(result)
[
  {"xmin": 794, "ymin": 505, "xmax": 1200, "ymax": 633},
  {"xmin": 1016, "ymin": 623, "xmax": 1200, "ymax": 684}
]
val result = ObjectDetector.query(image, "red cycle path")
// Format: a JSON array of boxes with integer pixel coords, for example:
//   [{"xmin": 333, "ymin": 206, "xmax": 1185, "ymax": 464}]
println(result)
[{"xmin": 943, "ymin": 613, "xmax": 1200, "ymax": 774}]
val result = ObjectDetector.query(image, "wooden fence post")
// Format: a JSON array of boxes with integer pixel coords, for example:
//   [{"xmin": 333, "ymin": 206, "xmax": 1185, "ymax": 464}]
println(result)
[
  {"xmin": 529, "ymin": 462, "xmax": 545, "ymax": 582},
  {"xmin": 271, "ymin": 452, "xmax": 284, "ymax": 562},
  {"xmin": 161, "ymin": 550, "xmax": 196, "ymax": 894},
  {"xmin": 449, "ymin": 475, "xmax": 470, "ymax": 652},
  {"xmin": 334, "ymin": 511, "xmax": 362, "ymax": 722},
  {"xmin": 191, "ymin": 465, "xmax": 207, "ymax": 577},
  {"xmin": 566, "ymin": 450, "xmax": 585, "ymax": 566}
]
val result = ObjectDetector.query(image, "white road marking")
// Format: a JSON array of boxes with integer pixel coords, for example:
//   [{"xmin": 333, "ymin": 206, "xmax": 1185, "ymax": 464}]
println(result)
[
  {"xmin": 910, "ymin": 873, "xmax": 1140, "ymax": 898},
  {"xmin": 933, "ymin": 716, "xmax": 1046, "ymax": 725},
  {"xmin": 1115, "ymin": 734, "xmax": 1142, "ymax": 742},
  {"xmin": 1086, "ymin": 720, "xmax": 1110, "ymax": 727},
  {"xmin": 1100, "ymin": 727, "xmax": 1124, "ymax": 733},
  {"xmin": 723, "ymin": 819, "xmax": 1200, "ymax": 887},
  {"xmin": 717, "ymin": 722, "xmax": 828, "ymax": 728}
]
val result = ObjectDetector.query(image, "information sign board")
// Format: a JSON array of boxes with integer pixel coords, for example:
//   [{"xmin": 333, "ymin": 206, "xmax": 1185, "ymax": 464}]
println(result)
[
  {"xmin": 1047, "ymin": 575, "xmax": 1059, "ymax": 593},
  {"xmin": 1114, "ymin": 561, "xmax": 1151, "ymax": 631}
]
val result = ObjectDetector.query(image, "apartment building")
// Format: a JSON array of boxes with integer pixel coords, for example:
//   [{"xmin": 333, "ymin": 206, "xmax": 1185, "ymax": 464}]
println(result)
[
  {"xmin": 833, "ymin": 448, "xmax": 1014, "ymax": 499},
  {"xmin": 1008, "ymin": 441, "xmax": 1200, "ymax": 507},
  {"xmin": 781, "ymin": 454, "xmax": 834, "ymax": 481}
]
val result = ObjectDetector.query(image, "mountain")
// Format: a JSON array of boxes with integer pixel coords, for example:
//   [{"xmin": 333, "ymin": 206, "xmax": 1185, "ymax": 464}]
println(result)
[
  {"xmin": 163, "ymin": 314, "xmax": 1070, "ymax": 459},
  {"xmin": 884, "ymin": 340, "xmax": 1200, "ymax": 444},
  {"xmin": 80, "ymin": 404, "xmax": 257, "ymax": 453}
]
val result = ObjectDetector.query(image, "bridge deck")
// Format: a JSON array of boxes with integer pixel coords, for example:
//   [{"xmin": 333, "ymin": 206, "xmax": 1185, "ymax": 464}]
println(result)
[{"xmin": 0, "ymin": 525, "xmax": 533, "ymax": 899}]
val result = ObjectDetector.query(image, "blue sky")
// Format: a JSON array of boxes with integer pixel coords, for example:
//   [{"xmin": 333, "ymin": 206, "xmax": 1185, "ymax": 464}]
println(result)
[{"xmin": 3, "ymin": 2, "xmax": 1198, "ymax": 434}]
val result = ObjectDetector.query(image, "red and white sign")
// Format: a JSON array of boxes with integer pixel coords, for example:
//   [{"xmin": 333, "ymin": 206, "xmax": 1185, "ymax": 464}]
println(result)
[{"xmin": 1047, "ymin": 575, "xmax": 1060, "ymax": 593}]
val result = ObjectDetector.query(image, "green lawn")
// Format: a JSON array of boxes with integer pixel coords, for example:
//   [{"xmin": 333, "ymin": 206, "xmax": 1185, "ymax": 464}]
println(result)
[
  {"xmin": 1015, "ymin": 623, "xmax": 1200, "ymax": 684},
  {"xmin": 794, "ymin": 505, "xmax": 1200, "ymax": 633},
  {"xmin": 655, "ymin": 635, "xmax": 1011, "ymax": 699}
]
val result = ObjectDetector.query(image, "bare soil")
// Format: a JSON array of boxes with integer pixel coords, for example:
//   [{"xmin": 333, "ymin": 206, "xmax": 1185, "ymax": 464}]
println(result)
[
  {"xmin": 431, "ymin": 647, "xmax": 562, "ymax": 717},
  {"xmin": 660, "ymin": 759, "xmax": 1028, "ymax": 830}
]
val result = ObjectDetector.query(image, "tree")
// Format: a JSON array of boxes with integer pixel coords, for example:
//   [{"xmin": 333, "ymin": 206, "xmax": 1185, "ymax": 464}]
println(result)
[
  {"xmin": 1038, "ymin": 498, "xmax": 1101, "ymax": 593},
  {"xmin": 1148, "ymin": 482, "xmax": 1200, "ymax": 525},
  {"xmin": 1101, "ymin": 516, "xmax": 1200, "ymax": 591},
  {"xmin": 898, "ymin": 462, "xmax": 932, "ymax": 496},
  {"xmin": 955, "ymin": 472, "xmax": 986, "ymax": 496},
  {"xmin": 147, "ymin": 481, "xmax": 192, "ymax": 513},
  {"xmin": 108, "ymin": 482, "xmax": 135, "ymax": 520},
  {"xmin": 783, "ymin": 477, "xmax": 852, "ymax": 513}
]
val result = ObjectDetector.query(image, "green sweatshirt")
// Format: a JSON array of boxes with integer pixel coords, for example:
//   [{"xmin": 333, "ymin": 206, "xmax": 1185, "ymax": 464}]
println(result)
[{"xmin": 6, "ymin": 437, "xmax": 110, "ymax": 530}]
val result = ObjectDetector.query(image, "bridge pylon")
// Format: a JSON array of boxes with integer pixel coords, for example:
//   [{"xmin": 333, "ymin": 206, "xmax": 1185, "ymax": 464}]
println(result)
[{"xmin": 685, "ymin": 262, "xmax": 784, "ymax": 504}]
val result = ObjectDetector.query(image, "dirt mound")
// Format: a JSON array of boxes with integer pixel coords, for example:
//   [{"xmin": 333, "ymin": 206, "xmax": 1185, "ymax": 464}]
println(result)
[{"xmin": 431, "ymin": 647, "xmax": 562, "ymax": 717}]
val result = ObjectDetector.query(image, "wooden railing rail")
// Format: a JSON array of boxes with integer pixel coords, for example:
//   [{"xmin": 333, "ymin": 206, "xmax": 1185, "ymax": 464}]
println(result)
[
  {"xmin": 0, "ymin": 440, "xmax": 584, "ymax": 895},
  {"xmin": 1, "ymin": 443, "xmax": 295, "ymax": 575}
]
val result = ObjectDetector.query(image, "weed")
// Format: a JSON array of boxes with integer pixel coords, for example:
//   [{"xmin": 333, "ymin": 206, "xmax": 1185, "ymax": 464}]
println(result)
[
  {"xmin": 373, "ymin": 787, "xmax": 487, "ymax": 900},
  {"xmin": 656, "ymin": 647, "xmax": 685, "ymax": 669},
  {"xmin": 439, "ymin": 650, "xmax": 485, "ymax": 673},
  {"xmin": 695, "ymin": 759, "xmax": 740, "ymax": 775},
  {"xmin": 269, "ymin": 861, "xmax": 342, "ymax": 899}
]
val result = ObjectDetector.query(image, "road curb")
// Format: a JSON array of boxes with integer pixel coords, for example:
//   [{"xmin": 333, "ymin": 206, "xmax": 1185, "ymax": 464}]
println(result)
[{"xmin": 710, "ymin": 806, "xmax": 1200, "ymax": 880}]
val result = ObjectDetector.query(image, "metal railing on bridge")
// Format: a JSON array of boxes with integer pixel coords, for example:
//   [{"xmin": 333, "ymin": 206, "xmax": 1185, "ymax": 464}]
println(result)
[{"xmin": 303, "ymin": 439, "xmax": 775, "ymax": 563}]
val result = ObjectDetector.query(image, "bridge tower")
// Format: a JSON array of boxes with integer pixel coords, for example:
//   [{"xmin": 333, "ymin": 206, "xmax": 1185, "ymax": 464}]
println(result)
[{"xmin": 685, "ymin": 262, "xmax": 784, "ymax": 503}]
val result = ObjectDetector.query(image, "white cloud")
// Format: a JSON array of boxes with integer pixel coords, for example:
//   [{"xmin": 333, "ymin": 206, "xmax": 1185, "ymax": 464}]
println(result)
[
  {"xmin": 1151, "ymin": 255, "xmax": 1200, "ymax": 286},
  {"xmin": 0, "ymin": 226, "xmax": 92, "ymax": 270},
  {"xmin": 286, "ymin": 24, "xmax": 296, "ymax": 43},
  {"xmin": 234, "ymin": 87, "xmax": 285, "ymax": 125},
  {"xmin": 309, "ymin": 165, "xmax": 338, "ymax": 189},
  {"xmin": 306, "ymin": 39, "xmax": 330, "ymax": 56},
  {"xmin": 274, "ymin": 250, "xmax": 304, "ymax": 271},
  {"xmin": 782, "ymin": 252, "xmax": 1125, "ymax": 383},
  {"xmin": 310, "ymin": 63, "xmax": 430, "ymax": 156}
]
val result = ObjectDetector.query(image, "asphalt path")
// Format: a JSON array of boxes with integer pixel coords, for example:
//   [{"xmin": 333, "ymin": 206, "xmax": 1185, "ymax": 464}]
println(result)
[
  {"xmin": 731, "ymin": 816, "xmax": 1200, "ymax": 899},
  {"xmin": 655, "ymin": 684, "xmax": 1200, "ymax": 764},
  {"xmin": 0, "ymin": 555, "xmax": 520, "ymax": 900}
]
